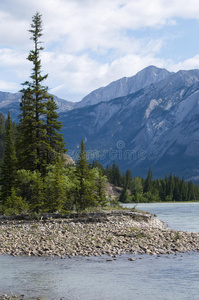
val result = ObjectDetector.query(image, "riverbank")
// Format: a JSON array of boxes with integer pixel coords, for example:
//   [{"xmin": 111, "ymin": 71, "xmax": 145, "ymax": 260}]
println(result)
[{"xmin": 0, "ymin": 210, "xmax": 199, "ymax": 257}]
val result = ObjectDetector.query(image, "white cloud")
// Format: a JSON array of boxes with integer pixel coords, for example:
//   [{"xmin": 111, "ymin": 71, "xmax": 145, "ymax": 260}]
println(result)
[
  {"xmin": 170, "ymin": 55, "xmax": 199, "ymax": 71},
  {"xmin": 1, "ymin": 0, "xmax": 199, "ymax": 100},
  {"xmin": 0, "ymin": 79, "xmax": 19, "ymax": 91}
]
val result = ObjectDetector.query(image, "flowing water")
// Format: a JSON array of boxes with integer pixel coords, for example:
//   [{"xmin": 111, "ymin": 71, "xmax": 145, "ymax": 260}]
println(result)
[
  {"xmin": 1, "ymin": 203, "xmax": 199, "ymax": 300},
  {"xmin": 124, "ymin": 202, "xmax": 199, "ymax": 232}
]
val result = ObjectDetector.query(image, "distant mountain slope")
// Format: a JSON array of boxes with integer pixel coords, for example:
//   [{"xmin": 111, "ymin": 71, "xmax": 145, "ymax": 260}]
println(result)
[
  {"xmin": 60, "ymin": 68, "xmax": 199, "ymax": 181},
  {"xmin": 0, "ymin": 91, "xmax": 74, "ymax": 120},
  {"xmin": 75, "ymin": 65, "xmax": 172, "ymax": 108},
  {"xmin": 1, "ymin": 66, "xmax": 199, "ymax": 180}
]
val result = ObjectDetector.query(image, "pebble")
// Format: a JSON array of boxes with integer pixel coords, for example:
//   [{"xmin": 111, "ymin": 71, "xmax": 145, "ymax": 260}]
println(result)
[{"xmin": 0, "ymin": 212, "xmax": 198, "ymax": 258}]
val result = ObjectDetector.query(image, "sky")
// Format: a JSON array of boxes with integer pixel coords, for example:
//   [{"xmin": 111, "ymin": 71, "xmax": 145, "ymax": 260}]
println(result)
[{"xmin": 1, "ymin": 0, "xmax": 199, "ymax": 102}]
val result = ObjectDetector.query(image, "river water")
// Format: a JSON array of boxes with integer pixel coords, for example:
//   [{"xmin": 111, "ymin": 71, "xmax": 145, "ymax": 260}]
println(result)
[{"xmin": 1, "ymin": 203, "xmax": 199, "ymax": 300}]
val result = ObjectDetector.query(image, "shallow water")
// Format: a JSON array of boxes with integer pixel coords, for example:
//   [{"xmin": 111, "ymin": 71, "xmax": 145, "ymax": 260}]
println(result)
[
  {"xmin": 1, "ymin": 252, "xmax": 199, "ymax": 300},
  {"xmin": 124, "ymin": 202, "xmax": 199, "ymax": 232},
  {"xmin": 1, "ymin": 203, "xmax": 199, "ymax": 300}
]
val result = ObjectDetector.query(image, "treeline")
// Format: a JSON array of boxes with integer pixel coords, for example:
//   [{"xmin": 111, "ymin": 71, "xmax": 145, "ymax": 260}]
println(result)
[
  {"xmin": 92, "ymin": 161, "xmax": 199, "ymax": 203},
  {"xmin": 0, "ymin": 113, "xmax": 17, "ymax": 166},
  {"xmin": 0, "ymin": 13, "xmax": 107, "ymax": 215},
  {"xmin": 0, "ymin": 133, "xmax": 107, "ymax": 215}
]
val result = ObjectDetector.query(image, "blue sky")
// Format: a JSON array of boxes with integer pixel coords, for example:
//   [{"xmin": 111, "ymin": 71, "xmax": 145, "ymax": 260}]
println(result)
[{"xmin": 1, "ymin": 0, "xmax": 199, "ymax": 102}]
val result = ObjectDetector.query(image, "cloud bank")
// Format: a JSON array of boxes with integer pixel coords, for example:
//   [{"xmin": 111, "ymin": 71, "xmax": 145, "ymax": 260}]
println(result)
[{"xmin": 1, "ymin": 0, "xmax": 199, "ymax": 101}]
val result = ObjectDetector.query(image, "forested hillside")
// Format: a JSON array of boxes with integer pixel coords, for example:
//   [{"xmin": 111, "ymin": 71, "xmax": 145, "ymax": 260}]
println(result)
[{"xmin": 93, "ymin": 161, "xmax": 199, "ymax": 203}]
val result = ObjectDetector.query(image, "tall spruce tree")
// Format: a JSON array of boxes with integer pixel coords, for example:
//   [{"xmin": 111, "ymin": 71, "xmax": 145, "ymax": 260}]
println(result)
[
  {"xmin": 75, "ymin": 139, "xmax": 96, "ymax": 211},
  {"xmin": 0, "ymin": 112, "xmax": 5, "ymax": 165},
  {"xmin": 1, "ymin": 112, "xmax": 17, "ymax": 201},
  {"xmin": 18, "ymin": 12, "xmax": 65, "ymax": 175},
  {"xmin": 46, "ymin": 97, "xmax": 66, "ymax": 164},
  {"xmin": 144, "ymin": 166, "xmax": 153, "ymax": 193}
]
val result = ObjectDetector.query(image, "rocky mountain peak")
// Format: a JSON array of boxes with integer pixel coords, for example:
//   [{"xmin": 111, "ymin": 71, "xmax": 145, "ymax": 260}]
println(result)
[{"xmin": 75, "ymin": 65, "xmax": 172, "ymax": 108}]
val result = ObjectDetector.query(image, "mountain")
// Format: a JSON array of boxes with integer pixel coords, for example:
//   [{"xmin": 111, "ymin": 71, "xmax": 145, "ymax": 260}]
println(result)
[
  {"xmin": 59, "ymin": 67, "xmax": 199, "ymax": 181},
  {"xmin": 1, "ymin": 65, "xmax": 199, "ymax": 181},
  {"xmin": 0, "ymin": 91, "xmax": 75, "ymax": 121},
  {"xmin": 75, "ymin": 65, "xmax": 172, "ymax": 107}
]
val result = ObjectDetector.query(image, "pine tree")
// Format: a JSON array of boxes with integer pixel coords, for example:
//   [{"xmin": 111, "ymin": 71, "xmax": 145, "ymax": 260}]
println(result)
[
  {"xmin": 1, "ymin": 112, "xmax": 17, "ymax": 201},
  {"xmin": 125, "ymin": 169, "xmax": 132, "ymax": 189},
  {"xmin": 167, "ymin": 173, "xmax": 174, "ymax": 199},
  {"xmin": 44, "ymin": 163, "xmax": 67, "ymax": 212},
  {"xmin": 46, "ymin": 97, "xmax": 66, "ymax": 164},
  {"xmin": 119, "ymin": 186, "xmax": 129, "ymax": 203},
  {"xmin": 187, "ymin": 180, "xmax": 195, "ymax": 201},
  {"xmin": 95, "ymin": 168, "xmax": 107, "ymax": 206},
  {"xmin": 144, "ymin": 167, "xmax": 153, "ymax": 193},
  {"xmin": 0, "ymin": 113, "xmax": 5, "ymax": 167},
  {"xmin": 111, "ymin": 161, "xmax": 123, "ymax": 186},
  {"xmin": 75, "ymin": 139, "xmax": 96, "ymax": 211},
  {"xmin": 18, "ymin": 12, "xmax": 66, "ymax": 175},
  {"xmin": 17, "ymin": 87, "xmax": 38, "ymax": 171}
]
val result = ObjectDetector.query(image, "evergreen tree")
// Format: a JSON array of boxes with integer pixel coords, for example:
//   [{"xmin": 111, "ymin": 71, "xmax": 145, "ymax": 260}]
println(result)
[
  {"xmin": 18, "ymin": 12, "xmax": 66, "ymax": 175},
  {"xmin": 91, "ymin": 160, "xmax": 105, "ymax": 173},
  {"xmin": 17, "ymin": 87, "xmax": 37, "ymax": 171},
  {"xmin": 119, "ymin": 186, "xmax": 129, "ymax": 203},
  {"xmin": 111, "ymin": 161, "xmax": 123, "ymax": 186},
  {"xmin": 144, "ymin": 167, "xmax": 153, "ymax": 193},
  {"xmin": 1, "ymin": 112, "xmax": 17, "ymax": 201},
  {"xmin": 180, "ymin": 177, "xmax": 187, "ymax": 201},
  {"xmin": 173, "ymin": 176, "xmax": 181, "ymax": 201},
  {"xmin": 4, "ymin": 187, "xmax": 28, "ymax": 215},
  {"xmin": 187, "ymin": 180, "xmax": 195, "ymax": 201},
  {"xmin": 159, "ymin": 179, "xmax": 166, "ymax": 201},
  {"xmin": 75, "ymin": 139, "xmax": 96, "ymax": 211},
  {"xmin": 46, "ymin": 97, "xmax": 66, "ymax": 164},
  {"xmin": 124, "ymin": 169, "xmax": 132, "ymax": 189},
  {"xmin": 167, "ymin": 173, "xmax": 174, "ymax": 199},
  {"xmin": 95, "ymin": 168, "xmax": 107, "ymax": 206},
  {"xmin": 44, "ymin": 163, "xmax": 68, "ymax": 212},
  {"xmin": 0, "ymin": 112, "xmax": 5, "ymax": 165}
]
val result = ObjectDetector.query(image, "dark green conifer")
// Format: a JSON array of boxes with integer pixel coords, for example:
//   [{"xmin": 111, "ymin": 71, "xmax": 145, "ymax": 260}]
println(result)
[
  {"xmin": 1, "ymin": 112, "xmax": 17, "ymax": 201},
  {"xmin": 18, "ymin": 12, "xmax": 66, "ymax": 175},
  {"xmin": 95, "ymin": 168, "xmax": 107, "ymax": 206},
  {"xmin": 119, "ymin": 186, "xmax": 129, "ymax": 203},
  {"xmin": 46, "ymin": 97, "xmax": 66, "ymax": 164},
  {"xmin": 144, "ymin": 167, "xmax": 153, "ymax": 193},
  {"xmin": 0, "ymin": 112, "xmax": 5, "ymax": 165},
  {"xmin": 75, "ymin": 139, "xmax": 96, "ymax": 211}
]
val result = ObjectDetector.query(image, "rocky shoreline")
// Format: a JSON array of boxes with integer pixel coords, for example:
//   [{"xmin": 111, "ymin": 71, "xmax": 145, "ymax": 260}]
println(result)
[{"xmin": 0, "ymin": 210, "xmax": 199, "ymax": 257}]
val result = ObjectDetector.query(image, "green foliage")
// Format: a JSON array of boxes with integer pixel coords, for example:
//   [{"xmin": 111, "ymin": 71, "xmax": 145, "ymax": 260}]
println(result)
[
  {"xmin": 119, "ymin": 186, "xmax": 130, "ymax": 203},
  {"xmin": 3, "ymin": 187, "xmax": 28, "ymax": 215},
  {"xmin": 143, "ymin": 167, "xmax": 153, "ymax": 193},
  {"xmin": 93, "ymin": 168, "xmax": 107, "ymax": 206},
  {"xmin": 17, "ymin": 12, "xmax": 66, "ymax": 175},
  {"xmin": 109, "ymin": 161, "xmax": 123, "ymax": 186},
  {"xmin": 44, "ymin": 163, "xmax": 69, "ymax": 212},
  {"xmin": 75, "ymin": 140, "xmax": 98, "ymax": 211},
  {"xmin": 0, "ymin": 112, "xmax": 5, "ymax": 165},
  {"xmin": 131, "ymin": 177, "xmax": 143, "ymax": 195},
  {"xmin": 15, "ymin": 169, "xmax": 45, "ymax": 213},
  {"xmin": 1, "ymin": 112, "xmax": 17, "ymax": 201},
  {"xmin": 46, "ymin": 98, "xmax": 66, "ymax": 165},
  {"xmin": 124, "ymin": 169, "xmax": 132, "ymax": 189}
]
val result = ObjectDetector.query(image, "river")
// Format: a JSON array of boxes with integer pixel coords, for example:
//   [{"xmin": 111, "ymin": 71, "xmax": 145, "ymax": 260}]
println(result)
[{"xmin": 0, "ymin": 203, "xmax": 199, "ymax": 300}]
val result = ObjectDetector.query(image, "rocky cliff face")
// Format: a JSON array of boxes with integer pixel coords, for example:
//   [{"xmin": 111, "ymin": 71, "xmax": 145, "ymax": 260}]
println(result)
[
  {"xmin": 1, "ymin": 66, "xmax": 199, "ymax": 180},
  {"xmin": 60, "ymin": 67, "xmax": 199, "ymax": 181},
  {"xmin": 75, "ymin": 65, "xmax": 172, "ymax": 107},
  {"xmin": 0, "ymin": 92, "xmax": 75, "ymax": 120}
]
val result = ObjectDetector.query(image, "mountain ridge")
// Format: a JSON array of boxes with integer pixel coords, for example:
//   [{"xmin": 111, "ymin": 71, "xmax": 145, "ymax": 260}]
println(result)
[
  {"xmin": 1, "ymin": 65, "xmax": 199, "ymax": 181},
  {"xmin": 75, "ymin": 65, "xmax": 172, "ymax": 107}
]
